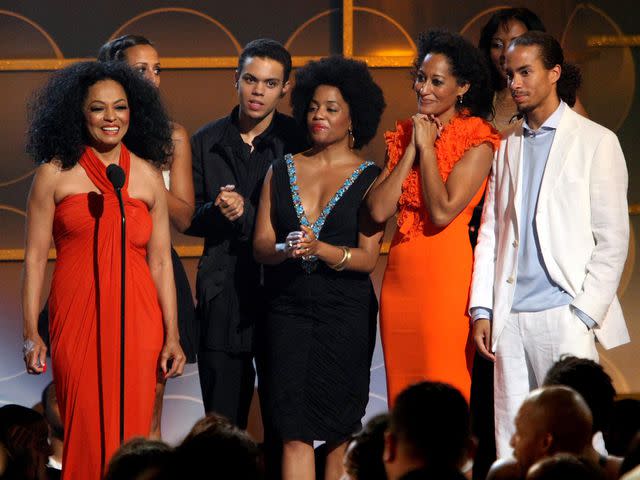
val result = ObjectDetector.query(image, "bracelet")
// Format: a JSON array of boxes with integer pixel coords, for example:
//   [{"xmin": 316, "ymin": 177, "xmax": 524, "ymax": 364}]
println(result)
[
  {"xmin": 23, "ymin": 339, "xmax": 36, "ymax": 357},
  {"xmin": 328, "ymin": 246, "xmax": 351, "ymax": 271}
]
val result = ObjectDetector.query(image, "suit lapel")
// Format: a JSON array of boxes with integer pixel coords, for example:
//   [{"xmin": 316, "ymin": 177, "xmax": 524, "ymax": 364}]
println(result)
[
  {"xmin": 506, "ymin": 125, "xmax": 524, "ymax": 233},
  {"xmin": 537, "ymin": 108, "xmax": 579, "ymax": 208}
]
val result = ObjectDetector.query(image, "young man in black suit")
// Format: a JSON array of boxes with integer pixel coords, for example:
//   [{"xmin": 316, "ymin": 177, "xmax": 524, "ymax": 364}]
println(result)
[{"xmin": 188, "ymin": 38, "xmax": 306, "ymax": 428}]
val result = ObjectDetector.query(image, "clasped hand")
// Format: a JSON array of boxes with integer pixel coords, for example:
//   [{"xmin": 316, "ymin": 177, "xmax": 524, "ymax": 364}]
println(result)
[
  {"xmin": 284, "ymin": 225, "xmax": 319, "ymax": 259},
  {"xmin": 215, "ymin": 184, "xmax": 244, "ymax": 222},
  {"xmin": 411, "ymin": 114, "xmax": 444, "ymax": 151}
]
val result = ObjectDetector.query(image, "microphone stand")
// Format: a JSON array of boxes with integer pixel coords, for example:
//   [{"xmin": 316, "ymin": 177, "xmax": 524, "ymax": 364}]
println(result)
[
  {"xmin": 116, "ymin": 187, "xmax": 126, "ymax": 445},
  {"xmin": 107, "ymin": 169, "xmax": 127, "ymax": 446},
  {"xmin": 114, "ymin": 186, "xmax": 126, "ymax": 445}
]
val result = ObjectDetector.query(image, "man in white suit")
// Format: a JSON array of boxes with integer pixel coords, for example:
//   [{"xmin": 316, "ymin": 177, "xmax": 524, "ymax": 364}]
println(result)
[{"xmin": 469, "ymin": 31, "xmax": 629, "ymax": 457}]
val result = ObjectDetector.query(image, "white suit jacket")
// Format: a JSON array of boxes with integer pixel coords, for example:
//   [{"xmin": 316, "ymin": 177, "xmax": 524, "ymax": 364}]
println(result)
[{"xmin": 470, "ymin": 106, "xmax": 630, "ymax": 351}]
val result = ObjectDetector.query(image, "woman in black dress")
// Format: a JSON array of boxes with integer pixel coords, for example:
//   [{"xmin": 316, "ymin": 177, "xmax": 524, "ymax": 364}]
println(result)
[{"xmin": 254, "ymin": 56, "xmax": 385, "ymax": 479}]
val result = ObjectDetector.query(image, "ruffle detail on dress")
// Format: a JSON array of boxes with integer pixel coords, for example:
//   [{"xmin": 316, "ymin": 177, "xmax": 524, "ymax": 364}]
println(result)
[{"xmin": 384, "ymin": 114, "xmax": 500, "ymax": 242}]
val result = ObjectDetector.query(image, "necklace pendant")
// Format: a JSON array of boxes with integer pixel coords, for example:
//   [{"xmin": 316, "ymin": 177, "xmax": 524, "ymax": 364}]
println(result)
[{"xmin": 301, "ymin": 257, "xmax": 318, "ymax": 274}]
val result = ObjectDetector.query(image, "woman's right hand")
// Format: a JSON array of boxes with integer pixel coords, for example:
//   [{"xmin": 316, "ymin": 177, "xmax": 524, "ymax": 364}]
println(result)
[
  {"xmin": 23, "ymin": 334, "xmax": 47, "ymax": 375},
  {"xmin": 284, "ymin": 231, "xmax": 304, "ymax": 258}
]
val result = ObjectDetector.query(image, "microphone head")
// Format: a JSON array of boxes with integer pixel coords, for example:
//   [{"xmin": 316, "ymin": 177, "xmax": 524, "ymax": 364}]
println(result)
[{"xmin": 106, "ymin": 164, "xmax": 125, "ymax": 190}]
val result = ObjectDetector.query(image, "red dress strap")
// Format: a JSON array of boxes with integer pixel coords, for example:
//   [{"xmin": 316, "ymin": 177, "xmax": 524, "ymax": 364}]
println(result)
[{"xmin": 79, "ymin": 144, "xmax": 131, "ymax": 194}]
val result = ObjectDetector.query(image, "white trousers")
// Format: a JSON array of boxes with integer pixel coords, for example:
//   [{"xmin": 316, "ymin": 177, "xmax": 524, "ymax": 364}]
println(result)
[{"xmin": 494, "ymin": 304, "xmax": 598, "ymax": 457}]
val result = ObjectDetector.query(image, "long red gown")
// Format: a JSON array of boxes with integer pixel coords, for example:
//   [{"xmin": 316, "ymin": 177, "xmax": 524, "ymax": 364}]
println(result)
[{"xmin": 48, "ymin": 145, "xmax": 164, "ymax": 479}]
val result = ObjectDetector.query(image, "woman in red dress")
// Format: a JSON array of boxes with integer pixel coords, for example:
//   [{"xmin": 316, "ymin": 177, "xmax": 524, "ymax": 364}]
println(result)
[
  {"xmin": 22, "ymin": 61, "xmax": 186, "ymax": 479},
  {"xmin": 367, "ymin": 30, "xmax": 500, "ymax": 405},
  {"xmin": 98, "ymin": 34, "xmax": 197, "ymax": 439}
]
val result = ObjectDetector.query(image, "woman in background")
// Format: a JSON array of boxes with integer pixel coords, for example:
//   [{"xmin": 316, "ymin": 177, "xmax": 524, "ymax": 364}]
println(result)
[
  {"xmin": 99, "ymin": 35, "xmax": 197, "ymax": 438},
  {"xmin": 22, "ymin": 61, "xmax": 185, "ymax": 479},
  {"xmin": 254, "ymin": 56, "xmax": 385, "ymax": 479},
  {"xmin": 367, "ymin": 30, "xmax": 500, "ymax": 405},
  {"xmin": 478, "ymin": 7, "xmax": 586, "ymax": 133}
]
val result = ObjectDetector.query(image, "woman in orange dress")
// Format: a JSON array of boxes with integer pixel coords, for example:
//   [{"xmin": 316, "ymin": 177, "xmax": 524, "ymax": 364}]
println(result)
[
  {"xmin": 367, "ymin": 30, "xmax": 500, "ymax": 404},
  {"xmin": 21, "ymin": 61, "xmax": 185, "ymax": 480}
]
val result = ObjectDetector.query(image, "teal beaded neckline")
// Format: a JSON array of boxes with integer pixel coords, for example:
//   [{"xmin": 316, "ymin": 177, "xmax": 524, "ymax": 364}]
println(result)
[{"xmin": 285, "ymin": 153, "xmax": 374, "ymax": 273}]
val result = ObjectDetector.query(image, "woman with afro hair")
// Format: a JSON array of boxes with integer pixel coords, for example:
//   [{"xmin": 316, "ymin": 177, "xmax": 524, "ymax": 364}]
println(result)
[
  {"xmin": 367, "ymin": 30, "xmax": 501, "ymax": 406},
  {"xmin": 254, "ymin": 55, "xmax": 385, "ymax": 479},
  {"xmin": 22, "ymin": 61, "xmax": 185, "ymax": 480}
]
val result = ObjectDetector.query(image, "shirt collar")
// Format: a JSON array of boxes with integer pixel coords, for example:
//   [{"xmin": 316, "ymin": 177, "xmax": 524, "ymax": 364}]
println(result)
[
  {"xmin": 228, "ymin": 105, "xmax": 278, "ymax": 148},
  {"xmin": 523, "ymin": 101, "xmax": 566, "ymax": 136}
]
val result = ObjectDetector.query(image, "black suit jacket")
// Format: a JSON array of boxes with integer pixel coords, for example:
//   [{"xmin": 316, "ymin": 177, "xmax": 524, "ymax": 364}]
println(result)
[{"xmin": 187, "ymin": 109, "xmax": 306, "ymax": 353}]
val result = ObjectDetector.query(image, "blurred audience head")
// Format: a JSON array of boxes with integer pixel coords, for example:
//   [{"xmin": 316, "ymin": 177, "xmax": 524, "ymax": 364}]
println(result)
[
  {"xmin": 620, "ymin": 432, "xmax": 640, "ymax": 477},
  {"xmin": 384, "ymin": 381, "xmax": 472, "ymax": 480},
  {"xmin": 104, "ymin": 437, "xmax": 171, "ymax": 480},
  {"xmin": 606, "ymin": 399, "xmax": 640, "ymax": 456},
  {"xmin": 543, "ymin": 355, "xmax": 615, "ymax": 435},
  {"xmin": 0, "ymin": 404, "xmax": 51, "ymax": 480},
  {"xmin": 511, "ymin": 386, "xmax": 592, "ymax": 475},
  {"xmin": 343, "ymin": 413, "xmax": 389, "ymax": 480},
  {"xmin": 526, "ymin": 453, "xmax": 605, "ymax": 480},
  {"xmin": 172, "ymin": 412, "xmax": 262, "ymax": 479}
]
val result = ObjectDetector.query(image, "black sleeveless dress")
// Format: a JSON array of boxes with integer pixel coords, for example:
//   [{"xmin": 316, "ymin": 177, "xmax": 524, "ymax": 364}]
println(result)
[{"xmin": 258, "ymin": 154, "xmax": 380, "ymax": 445}]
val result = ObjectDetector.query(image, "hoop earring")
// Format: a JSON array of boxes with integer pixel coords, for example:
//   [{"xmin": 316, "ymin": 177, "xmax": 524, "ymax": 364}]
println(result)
[{"xmin": 348, "ymin": 127, "xmax": 355, "ymax": 149}]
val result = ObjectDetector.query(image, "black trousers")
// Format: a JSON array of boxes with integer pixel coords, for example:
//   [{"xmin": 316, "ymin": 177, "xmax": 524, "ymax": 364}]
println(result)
[
  {"xmin": 470, "ymin": 351, "xmax": 496, "ymax": 480},
  {"xmin": 198, "ymin": 350, "xmax": 255, "ymax": 429}
]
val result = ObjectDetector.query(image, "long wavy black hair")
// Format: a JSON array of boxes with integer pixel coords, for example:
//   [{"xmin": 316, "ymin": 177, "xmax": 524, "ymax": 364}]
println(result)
[
  {"xmin": 414, "ymin": 30, "xmax": 494, "ymax": 120},
  {"xmin": 26, "ymin": 61, "xmax": 173, "ymax": 169},
  {"xmin": 478, "ymin": 8, "xmax": 547, "ymax": 93}
]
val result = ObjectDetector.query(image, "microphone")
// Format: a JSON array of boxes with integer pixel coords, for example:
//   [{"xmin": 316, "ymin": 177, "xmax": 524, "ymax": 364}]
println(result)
[
  {"xmin": 107, "ymin": 164, "xmax": 125, "ymax": 191},
  {"xmin": 106, "ymin": 162, "xmax": 127, "ymax": 445}
]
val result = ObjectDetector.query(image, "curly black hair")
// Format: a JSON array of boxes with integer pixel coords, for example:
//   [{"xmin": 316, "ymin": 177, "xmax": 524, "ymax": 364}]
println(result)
[
  {"xmin": 478, "ymin": 8, "xmax": 547, "ymax": 92},
  {"xmin": 414, "ymin": 30, "xmax": 494, "ymax": 120},
  {"xmin": 26, "ymin": 61, "xmax": 173, "ymax": 169},
  {"xmin": 543, "ymin": 355, "xmax": 615, "ymax": 435},
  {"xmin": 291, "ymin": 56, "xmax": 386, "ymax": 149}
]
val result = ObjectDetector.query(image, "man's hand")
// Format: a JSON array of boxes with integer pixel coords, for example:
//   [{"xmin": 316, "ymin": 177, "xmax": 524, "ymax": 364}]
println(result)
[
  {"xmin": 473, "ymin": 319, "xmax": 495, "ymax": 362},
  {"xmin": 214, "ymin": 185, "xmax": 244, "ymax": 222}
]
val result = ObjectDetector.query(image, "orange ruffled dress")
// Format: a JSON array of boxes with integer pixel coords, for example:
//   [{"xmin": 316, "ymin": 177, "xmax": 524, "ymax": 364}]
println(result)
[
  {"xmin": 48, "ymin": 145, "xmax": 164, "ymax": 480},
  {"xmin": 380, "ymin": 115, "xmax": 500, "ymax": 404}
]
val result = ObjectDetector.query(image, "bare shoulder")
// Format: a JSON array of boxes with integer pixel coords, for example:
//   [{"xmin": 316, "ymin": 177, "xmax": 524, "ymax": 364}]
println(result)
[
  {"xmin": 33, "ymin": 160, "xmax": 65, "ymax": 187},
  {"xmin": 171, "ymin": 122, "xmax": 189, "ymax": 142},
  {"xmin": 131, "ymin": 153, "xmax": 161, "ymax": 175},
  {"xmin": 129, "ymin": 154, "xmax": 164, "ymax": 188}
]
